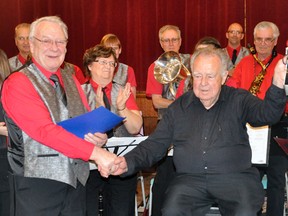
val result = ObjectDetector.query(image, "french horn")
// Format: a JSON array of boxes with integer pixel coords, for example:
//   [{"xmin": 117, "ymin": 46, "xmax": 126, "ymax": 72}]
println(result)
[
  {"xmin": 153, "ymin": 51, "xmax": 191, "ymax": 97},
  {"xmin": 154, "ymin": 51, "xmax": 191, "ymax": 84}
]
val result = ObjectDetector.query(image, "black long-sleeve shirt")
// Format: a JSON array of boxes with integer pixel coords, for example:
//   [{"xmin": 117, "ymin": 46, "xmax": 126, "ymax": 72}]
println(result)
[{"xmin": 124, "ymin": 85, "xmax": 286, "ymax": 176}]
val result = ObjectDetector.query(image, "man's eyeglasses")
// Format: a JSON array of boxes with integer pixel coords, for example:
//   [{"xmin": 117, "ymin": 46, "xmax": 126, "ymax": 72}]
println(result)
[
  {"xmin": 161, "ymin": 38, "xmax": 180, "ymax": 44},
  {"xmin": 94, "ymin": 59, "xmax": 117, "ymax": 68},
  {"xmin": 17, "ymin": 36, "xmax": 29, "ymax": 41},
  {"xmin": 227, "ymin": 30, "xmax": 243, "ymax": 35},
  {"xmin": 33, "ymin": 37, "xmax": 68, "ymax": 48},
  {"xmin": 254, "ymin": 37, "xmax": 275, "ymax": 45}
]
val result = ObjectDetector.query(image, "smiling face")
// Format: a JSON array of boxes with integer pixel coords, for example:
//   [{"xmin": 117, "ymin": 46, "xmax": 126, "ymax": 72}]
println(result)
[
  {"xmin": 89, "ymin": 55, "xmax": 116, "ymax": 86},
  {"xmin": 15, "ymin": 26, "xmax": 30, "ymax": 57},
  {"xmin": 192, "ymin": 54, "xmax": 227, "ymax": 109},
  {"xmin": 30, "ymin": 21, "xmax": 67, "ymax": 72},
  {"xmin": 226, "ymin": 23, "xmax": 244, "ymax": 48}
]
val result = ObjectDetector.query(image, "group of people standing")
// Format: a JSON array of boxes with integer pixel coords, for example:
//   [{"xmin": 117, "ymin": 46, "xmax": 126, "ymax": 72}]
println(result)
[{"xmin": 0, "ymin": 15, "xmax": 287, "ymax": 216}]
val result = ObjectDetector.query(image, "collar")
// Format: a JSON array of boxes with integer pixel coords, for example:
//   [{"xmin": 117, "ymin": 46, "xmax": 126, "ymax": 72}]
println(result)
[
  {"xmin": 184, "ymin": 86, "xmax": 227, "ymax": 109},
  {"xmin": 17, "ymin": 53, "xmax": 27, "ymax": 65},
  {"xmin": 226, "ymin": 45, "xmax": 241, "ymax": 57},
  {"xmin": 256, "ymin": 54, "xmax": 273, "ymax": 64},
  {"xmin": 32, "ymin": 58, "xmax": 61, "ymax": 82},
  {"xmin": 89, "ymin": 78, "xmax": 113, "ymax": 92}
]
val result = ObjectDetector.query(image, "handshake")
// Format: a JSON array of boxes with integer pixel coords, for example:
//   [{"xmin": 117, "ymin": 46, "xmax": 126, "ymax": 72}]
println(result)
[
  {"xmin": 85, "ymin": 132, "xmax": 132, "ymax": 178},
  {"xmin": 91, "ymin": 147, "xmax": 128, "ymax": 177}
]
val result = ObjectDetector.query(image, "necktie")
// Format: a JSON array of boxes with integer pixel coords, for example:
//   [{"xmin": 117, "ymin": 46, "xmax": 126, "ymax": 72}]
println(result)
[
  {"xmin": 232, "ymin": 49, "xmax": 237, "ymax": 65},
  {"xmin": 102, "ymin": 87, "xmax": 113, "ymax": 138},
  {"xmin": 102, "ymin": 87, "xmax": 111, "ymax": 110},
  {"xmin": 50, "ymin": 74, "xmax": 67, "ymax": 106}
]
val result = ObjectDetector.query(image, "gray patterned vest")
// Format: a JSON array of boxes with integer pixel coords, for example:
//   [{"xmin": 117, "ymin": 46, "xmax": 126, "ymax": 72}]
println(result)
[
  {"xmin": 8, "ymin": 56, "xmax": 23, "ymax": 72},
  {"xmin": 113, "ymin": 63, "xmax": 129, "ymax": 86},
  {"xmin": 21, "ymin": 63, "xmax": 89, "ymax": 188}
]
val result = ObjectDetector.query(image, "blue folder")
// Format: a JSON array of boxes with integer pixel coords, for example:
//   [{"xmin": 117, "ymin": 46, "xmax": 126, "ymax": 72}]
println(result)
[{"xmin": 57, "ymin": 106, "xmax": 125, "ymax": 139}]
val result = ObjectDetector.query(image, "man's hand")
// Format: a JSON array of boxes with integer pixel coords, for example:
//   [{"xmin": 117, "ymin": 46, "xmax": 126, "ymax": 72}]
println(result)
[
  {"xmin": 0, "ymin": 122, "xmax": 8, "ymax": 137},
  {"xmin": 90, "ymin": 146, "xmax": 118, "ymax": 178},
  {"xmin": 110, "ymin": 156, "xmax": 128, "ymax": 176},
  {"xmin": 272, "ymin": 57, "xmax": 287, "ymax": 88},
  {"xmin": 84, "ymin": 132, "xmax": 107, "ymax": 147}
]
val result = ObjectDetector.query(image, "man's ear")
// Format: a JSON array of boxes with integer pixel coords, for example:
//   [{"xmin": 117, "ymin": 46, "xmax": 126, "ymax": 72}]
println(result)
[{"xmin": 222, "ymin": 70, "xmax": 228, "ymax": 85}]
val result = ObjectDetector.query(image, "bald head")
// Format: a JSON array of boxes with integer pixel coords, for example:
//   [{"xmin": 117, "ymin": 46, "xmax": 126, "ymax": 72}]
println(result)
[{"xmin": 226, "ymin": 23, "xmax": 244, "ymax": 48}]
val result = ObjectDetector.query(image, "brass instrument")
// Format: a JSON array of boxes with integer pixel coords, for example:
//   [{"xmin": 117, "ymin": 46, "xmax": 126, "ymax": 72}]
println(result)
[
  {"xmin": 154, "ymin": 51, "xmax": 191, "ymax": 97},
  {"xmin": 248, "ymin": 44, "xmax": 267, "ymax": 96}
]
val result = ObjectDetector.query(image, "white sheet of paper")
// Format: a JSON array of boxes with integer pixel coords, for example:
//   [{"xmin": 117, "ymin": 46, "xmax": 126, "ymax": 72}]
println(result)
[
  {"xmin": 89, "ymin": 136, "xmax": 148, "ymax": 170},
  {"xmin": 247, "ymin": 124, "xmax": 270, "ymax": 165}
]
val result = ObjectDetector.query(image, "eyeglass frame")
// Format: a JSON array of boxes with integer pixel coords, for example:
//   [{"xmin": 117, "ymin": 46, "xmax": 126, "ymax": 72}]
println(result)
[
  {"xmin": 160, "ymin": 38, "xmax": 180, "ymax": 44},
  {"xmin": 33, "ymin": 36, "xmax": 68, "ymax": 48},
  {"xmin": 94, "ymin": 59, "xmax": 117, "ymax": 68},
  {"xmin": 17, "ymin": 36, "xmax": 29, "ymax": 41},
  {"xmin": 254, "ymin": 37, "xmax": 276, "ymax": 45},
  {"xmin": 227, "ymin": 30, "xmax": 243, "ymax": 35}
]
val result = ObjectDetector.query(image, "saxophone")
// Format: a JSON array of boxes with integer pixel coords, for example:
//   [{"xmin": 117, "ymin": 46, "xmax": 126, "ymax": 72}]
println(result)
[{"xmin": 248, "ymin": 44, "xmax": 267, "ymax": 96}]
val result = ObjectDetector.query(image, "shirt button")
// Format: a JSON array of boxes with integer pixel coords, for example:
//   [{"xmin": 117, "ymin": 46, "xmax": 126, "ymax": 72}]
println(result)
[
  {"xmin": 204, "ymin": 166, "xmax": 208, "ymax": 170},
  {"xmin": 204, "ymin": 137, "xmax": 207, "ymax": 140},
  {"xmin": 203, "ymin": 151, "xmax": 206, "ymax": 154}
]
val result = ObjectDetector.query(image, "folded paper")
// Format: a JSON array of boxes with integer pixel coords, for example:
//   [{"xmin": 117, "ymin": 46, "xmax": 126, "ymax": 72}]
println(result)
[{"xmin": 57, "ymin": 106, "xmax": 125, "ymax": 139}]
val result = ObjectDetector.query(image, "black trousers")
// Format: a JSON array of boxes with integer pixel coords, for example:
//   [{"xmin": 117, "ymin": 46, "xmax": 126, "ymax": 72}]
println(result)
[
  {"xmin": 9, "ymin": 174, "xmax": 86, "ymax": 216},
  {"xmin": 152, "ymin": 156, "xmax": 176, "ymax": 216},
  {"xmin": 86, "ymin": 170, "xmax": 137, "ymax": 216},
  {"xmin": 258, "ymin": 155, "xmax": 288, "ymax": 216},
  {"xmin": 0, "ymin": 149, "xmax": 10, "ymax": 216},
  {"xmin": 161, "ymin": 168, "xmax": 264, "ymax": 216}
]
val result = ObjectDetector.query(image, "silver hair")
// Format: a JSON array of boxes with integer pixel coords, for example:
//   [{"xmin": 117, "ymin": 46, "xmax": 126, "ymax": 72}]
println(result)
[
  {"xmin": 253, "ymin": 21, "xmax": 280, "ymax": 39},
  {"xmin": 190, "ymin": 47, "xmax": 228, "ymax": 77},
  {"xmin": 158, "ymin": 25, "xmax": 181, "ymax": 40},
  {"xmin": 29, "ymin": 16, "xmax": 68, "ymax": 40}
]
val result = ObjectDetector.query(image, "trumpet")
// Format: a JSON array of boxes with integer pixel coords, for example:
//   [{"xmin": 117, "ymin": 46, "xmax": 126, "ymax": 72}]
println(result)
[{"xmin": 154, "ymin": 51, "xmax": 191, "ymax": 97}]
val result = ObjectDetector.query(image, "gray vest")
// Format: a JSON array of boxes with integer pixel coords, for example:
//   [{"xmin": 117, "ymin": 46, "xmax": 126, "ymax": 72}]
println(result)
[
  {"xmin": 21, "ymin": 63, "xmax": 89, "ymax": 188},
  {"xmin": 158, "ymin": 53, "xmax": 191, "ymax": 119},
  {"xmin": 8, "ymin": 56, "xmax": 23, "ymax": 72},
  {"xmin": 113, "ymin": 63, "xmax": 129, "ymax": 86},
  {"xmin": 224, "ymin": 47, "xmax": 250, "ymax": 70}
]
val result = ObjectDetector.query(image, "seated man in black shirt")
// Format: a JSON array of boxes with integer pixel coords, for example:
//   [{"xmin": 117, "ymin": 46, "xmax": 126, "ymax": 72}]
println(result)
[{"xmin": 110, "ymin": 47, "xmax": 287, "ymax": 216}]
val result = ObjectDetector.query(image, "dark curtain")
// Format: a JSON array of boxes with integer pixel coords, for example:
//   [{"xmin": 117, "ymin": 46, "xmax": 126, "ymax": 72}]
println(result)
[{"xmin": 0, "ymin": 0, "xmax": 286, "ymax": 91}]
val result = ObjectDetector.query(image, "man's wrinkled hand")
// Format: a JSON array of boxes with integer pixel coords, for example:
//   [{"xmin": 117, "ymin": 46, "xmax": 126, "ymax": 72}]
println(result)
[
  {"xmin": 84, "ymin": 132, "xmax": 107, "ymax": 147},
  {"xmin": 110, "ymin": 156, "xmax": 128, "ymax": 176},
  {"xmin": 90, "ymin": 147, "xmax": 118, "ymax": 178}
]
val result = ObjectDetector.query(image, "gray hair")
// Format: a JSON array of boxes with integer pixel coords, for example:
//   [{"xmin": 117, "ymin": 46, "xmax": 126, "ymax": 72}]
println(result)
[
  {"xmin": 190, "ymin": 47, "xmax": 228, "ymax": 77},
  {"xmin": 158, "ymin": 25, "xmax": 181, "ymax": 40},
  {"xmin": 253, "ymin": 21, "xmax": 280, "ymax": 39},
  {"xmin": 29, "ymin": 16, "xmax": 68, "ymax": 40}
]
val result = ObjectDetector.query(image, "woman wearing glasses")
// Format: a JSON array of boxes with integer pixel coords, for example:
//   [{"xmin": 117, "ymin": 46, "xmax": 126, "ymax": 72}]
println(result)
[{"xmin": 82, "ymin": 45, "xmax": 143, "ymax": 216}]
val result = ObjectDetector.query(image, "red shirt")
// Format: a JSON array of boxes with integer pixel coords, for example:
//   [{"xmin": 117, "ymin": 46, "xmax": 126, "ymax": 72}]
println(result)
[
  {"xmin": 89, "ymin": 79, "xmax": 139, "ymax": 110},
  {"xmin": 2, "ymin": 59, "xmax": 94, "ymax": 161},
  {"xmin": 74, "ymin": 65, "xmax": 87, "ymax": 84},
  {"xmin": 17, "ymin": 53, "xmax": 27, "ymax": 65},
  {"xmin": 226, "ymin": 45, "xmax": 241, "ymax": 60},
  {"xmin": 226, "ymin": 53, "xmax": 283, "ymax": 100},
  {"xmin": 146, "ymin": 62, "xmax": 163, "ymax": 97}
]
